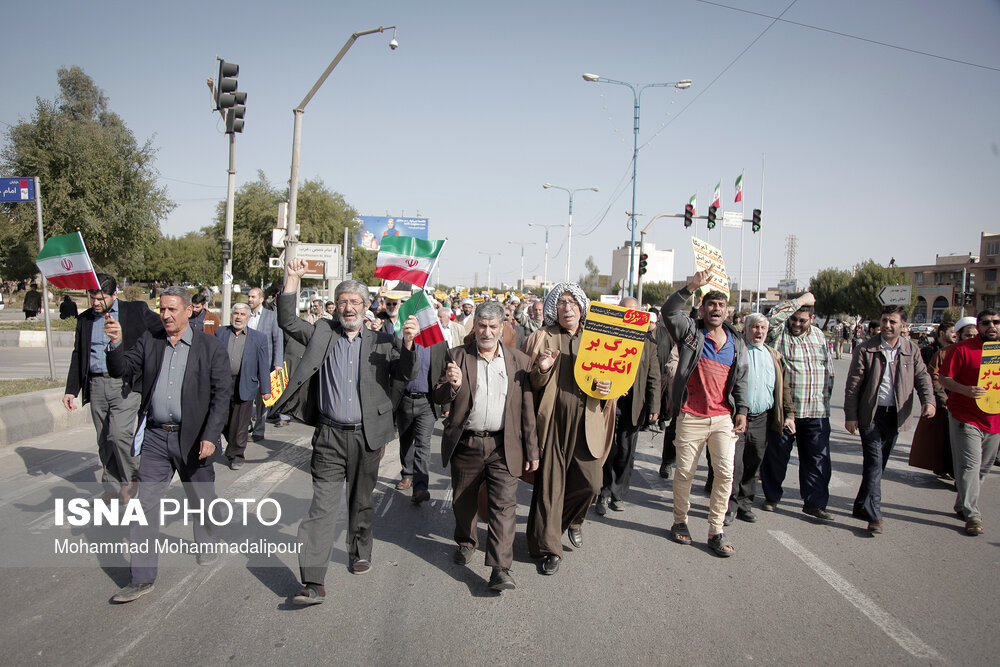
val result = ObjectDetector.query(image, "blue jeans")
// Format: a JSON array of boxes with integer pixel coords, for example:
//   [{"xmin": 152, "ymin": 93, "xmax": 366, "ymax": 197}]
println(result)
[
  {"xmin": 761, "ymin": 417, "xmax": 832, "ymax": 510},
  {"xmin": 853, "ymin": 407, "xmax": 898, "ymax": 522}
]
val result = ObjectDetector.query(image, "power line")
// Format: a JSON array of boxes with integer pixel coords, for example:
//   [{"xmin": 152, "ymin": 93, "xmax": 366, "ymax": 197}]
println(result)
[{"xmin": 693, "ymin": 0, "xmax": 1000, "ymax": 73}]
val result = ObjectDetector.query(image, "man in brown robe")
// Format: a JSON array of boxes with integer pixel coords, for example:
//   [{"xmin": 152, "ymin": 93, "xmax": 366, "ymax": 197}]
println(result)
[{"xmin": 524, "ymin": 282, "xmax": 615, "ymax": 575}]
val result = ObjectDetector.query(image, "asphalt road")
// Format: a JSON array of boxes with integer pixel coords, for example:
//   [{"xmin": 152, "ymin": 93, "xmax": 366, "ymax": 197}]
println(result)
[{"xmin": 0, "ymin": 357, "xmax": 997, "ymax": 665}]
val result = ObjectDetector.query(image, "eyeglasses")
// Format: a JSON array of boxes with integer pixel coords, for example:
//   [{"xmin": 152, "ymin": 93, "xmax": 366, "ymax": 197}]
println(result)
[
  {"xmin": 337, "ymin": 299, "xmax": 365, "ymax": 308},
  {"xmin": 979, "ymin": 319, "xmax": 1000, "ymax": 326},
  {"xmin": 788, "ymin": 316, "xmax": 811, "ymax": 324},
  {"xmin": 556, "ymin": 299, "xmax": 579, "ymax": 309}
]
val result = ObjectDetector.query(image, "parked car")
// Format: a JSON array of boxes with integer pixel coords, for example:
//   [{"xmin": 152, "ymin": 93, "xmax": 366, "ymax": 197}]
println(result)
[{"xmin": 298, "ymin": 288, "xmax": 319, "ymax": 312}]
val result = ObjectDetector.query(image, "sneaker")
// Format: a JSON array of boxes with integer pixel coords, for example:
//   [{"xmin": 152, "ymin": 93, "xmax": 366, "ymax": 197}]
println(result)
[
  {"xmin": 488, "ymin": 567, "xmax": 516, "ymax": 592},
  {"xmin": 350, "ymin": 558, "xmax": 372, "ymax": 574},
  {"xmin": 111, "ymin": 583, "xmax": 154, "ymax": 604},
  {"xmin": 608, "ymin": 499, "xmax": 626, "ymax": 512}
]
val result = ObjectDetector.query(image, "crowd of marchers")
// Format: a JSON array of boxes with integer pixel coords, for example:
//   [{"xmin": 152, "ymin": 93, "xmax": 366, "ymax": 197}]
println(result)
[{"xmin": 58, "ymin": 263, "xmax": 998, "ymax": 604}]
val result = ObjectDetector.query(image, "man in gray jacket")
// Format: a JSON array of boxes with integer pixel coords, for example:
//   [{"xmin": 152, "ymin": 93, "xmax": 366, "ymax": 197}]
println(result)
[
  {"xmin": 845, "ymin": 305, "xmax": 935, "ymax": 535},
  {"xmin": 662, "ymin": 270, "xmax": 748, "ymax": 557}
]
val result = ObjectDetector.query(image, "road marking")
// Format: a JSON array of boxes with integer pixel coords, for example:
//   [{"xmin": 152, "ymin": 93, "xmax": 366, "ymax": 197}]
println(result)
[{"xmin": 769, "ymin": 530, "xmax": 943, "ymax": 662}]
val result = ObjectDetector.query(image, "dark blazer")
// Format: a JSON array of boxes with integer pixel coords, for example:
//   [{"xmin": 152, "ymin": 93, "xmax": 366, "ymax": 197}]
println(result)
[
  {"xmin": 391, "ymin": 341, "xmax": 450, "ymax": 417},
  {"xmin": 621, "ymin": 337, "xmax": 661, "ymax": 428},
  {"xmin": 272, "ymin": 292, "xmax": 419, "ymax": 451},
  {"xmin": 215, "ymin": 326, "xmax": 271, "ymax": 402},
  {"xmin": 107, "ymin": 326, "xmax": 231, "ymax": 459},
  {"xmin": 251, "ymin": 307, "xmax": 283, "ymax": 369},
  {"xmin": 433, "ymin": 342, "xmax": 539, "ymax": 477},
  {"xmin": 65, "ymin": 299, "xmax": 162, "ymax": 404}
]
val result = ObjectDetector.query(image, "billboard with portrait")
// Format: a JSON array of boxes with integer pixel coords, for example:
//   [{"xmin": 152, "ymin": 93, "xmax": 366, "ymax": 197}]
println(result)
[{"xmin": 355, "ymin": 216, "xmax": 429, "ymax": 251}]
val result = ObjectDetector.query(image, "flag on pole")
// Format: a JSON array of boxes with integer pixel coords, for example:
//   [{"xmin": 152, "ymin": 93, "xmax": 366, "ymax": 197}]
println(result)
[
  {"xmin": 394, "ymin": 290, "xmax": 445, "ymax": 346},
  {"xmin": 734, "ymin": 174, "xmax": 744, "ymax": 203},
  {"xmin": 688, "ymin": 193, "xmax": 697, "ymax": 216},
  {"xmin": 374, "ymin": 236, "xmax": 445, "ymax": 288},
  {"xmin": 711, "ymin": 182, "xmax": 721, "ymax": 209},
  {"xmin": 35, "ymin": 232, "xmax": 100, "ymax": 289}
]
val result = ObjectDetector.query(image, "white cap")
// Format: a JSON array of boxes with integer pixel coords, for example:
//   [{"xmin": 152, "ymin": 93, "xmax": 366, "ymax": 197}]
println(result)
[{"xmin": 955, "ymin": 316, "xmax": 977, "ymax": 332}]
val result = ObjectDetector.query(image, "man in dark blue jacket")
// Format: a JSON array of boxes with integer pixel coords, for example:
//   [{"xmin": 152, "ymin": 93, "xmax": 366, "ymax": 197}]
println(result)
[{"xmin": 216, "ymin": 302, "xmax": 272, "ymax": 470}]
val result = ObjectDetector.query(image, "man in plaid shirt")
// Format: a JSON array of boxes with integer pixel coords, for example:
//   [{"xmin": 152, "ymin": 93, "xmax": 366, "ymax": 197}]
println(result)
[{"xmin": 760, "ymin": 292, "xmax": 837, "ymax": 520}]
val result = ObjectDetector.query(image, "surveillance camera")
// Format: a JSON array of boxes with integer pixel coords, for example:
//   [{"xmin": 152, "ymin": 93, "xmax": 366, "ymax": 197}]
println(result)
[{"xmin": 389, "ymin": 38, "xmax": 398, "ymax": 50}]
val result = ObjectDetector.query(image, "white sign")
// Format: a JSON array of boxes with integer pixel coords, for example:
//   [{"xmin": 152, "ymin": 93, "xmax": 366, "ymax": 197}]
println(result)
[
  {"xmin": 271, "ymin": 228, "xmax": 286, "ymax": 248},
  {"xmin": 878, "ymin": 285, "xmax": 912, "ymax": 306},
  {"xmin": 691, "ymin": 236, "xmax": 730, "ymax": 298},
  {"xmin": 722, "ymin": 211, "xmax": 744, "ymax": 229},
  {"xmin": 268, "ymin": 257, "xmax": 283, "ymax": 269},
  {"xmin": 297, "ymin": 243, "xmax": 341, "ymax": 277}
]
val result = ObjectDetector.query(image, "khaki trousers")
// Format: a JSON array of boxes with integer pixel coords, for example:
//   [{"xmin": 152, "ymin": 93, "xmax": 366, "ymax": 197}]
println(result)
[{"xmin": 673, "ymin": 411, "xmax": 737, "ymax": 536}]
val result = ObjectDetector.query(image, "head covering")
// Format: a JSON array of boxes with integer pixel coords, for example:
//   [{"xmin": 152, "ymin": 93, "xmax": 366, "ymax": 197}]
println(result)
[
  {"xmin": 509, "ymin": 295, "xmax": 520, "ymax": 304},
  {"xmin": 955, "ymin": 316, "xmax": 977, "ymax": 332},
  {"xmin": 461, "ymin": 297, "xmax": 474, "ymax": 306},
  {"xmin": 648, "ymin": 311, "xmax": 658, "ymax": 323},
  {"xmin": 543, "ymin": 282, "xmax": 589, "ymax": 327}
]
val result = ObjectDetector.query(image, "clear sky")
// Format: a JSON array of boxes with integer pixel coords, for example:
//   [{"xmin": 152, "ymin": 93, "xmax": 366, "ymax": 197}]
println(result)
[{"xmin": 2, "ymin": 0, "xmax": 997, "ymax": 292}]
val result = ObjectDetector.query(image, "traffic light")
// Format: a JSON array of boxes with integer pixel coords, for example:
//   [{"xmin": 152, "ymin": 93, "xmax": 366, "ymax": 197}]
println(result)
[
  {"xmin": 707, "ymin": 205, "xmax": 717, "ymax": 230},
  {"xmin": 216, "ymin": 59, "xmax": 246, "ymax": 133},
  {"xmin": 964, "ymin": 292, "xmax": 975, "ymax": 306},
  {"xmin": 638, "ymin": 252, "xmax": 649, "ymax": 276},
  {"xmin": 684, "ymin": 204, "xmax": 694, "ymax": 228},
  {"xmin": 752, "ymin": 208, "xmax": 762, "ymax": 233},
  {"xmin": 221, "ymin": 240, "xmax": 232, "ymax": 261}
]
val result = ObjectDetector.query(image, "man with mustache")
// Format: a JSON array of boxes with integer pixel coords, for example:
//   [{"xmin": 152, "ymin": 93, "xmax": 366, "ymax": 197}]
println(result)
[{"xmin": 275, "ymin": 259, "xmax": 419, "ymax": 605}]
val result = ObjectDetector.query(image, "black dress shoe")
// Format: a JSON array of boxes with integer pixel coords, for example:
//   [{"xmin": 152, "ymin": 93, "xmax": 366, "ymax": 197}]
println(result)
[
  {"xmin": 737, "ymin": 508, "xmax": 758, "ymax": 523},
  {"xmin": 803, "ymin": 507, "xmax": 833, "ymax": 521},
  {"xmin": 411, "ymin": 489, "xmax": 431, "ymax": 504},
  {"xmin": 488, "ymin": 567, "xmax": 516, "ymax": 591},
  {"xmin": 659, "ymin": 464, "xmax": 673, "ymax": 480},
  {"xmin": 111, "ymin": 583, "xmax": 154, "ymax": 603},
  {"xmin": 723, "ymin": 512, "xmax": 735, "ymax": 526},
  {"xmin": 608, "ymin": 499, "xmax": 625, "ymax": 512},
  {"xmin": 594, "ymin": 498, "xmax": 607, "ymax": 516},
  {"xmin": 567, "ymin": 527, "xmax": 583, "ymax": 548},
  {"xmin": 541, "ymin": 555, "xmax": 560, "ymax": 575},
  {"xmin": 454, "ymin": 545, "xmax": 476, "ymax": 565}
]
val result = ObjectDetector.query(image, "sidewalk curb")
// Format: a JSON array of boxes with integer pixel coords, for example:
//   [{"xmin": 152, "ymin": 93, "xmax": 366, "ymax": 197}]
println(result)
[
  {"xmin": 0, "ymin": 330, "xmax": 75, "ymax": 347},
  {"xmin": 0, "ymin": 388, "xmax": 92, "ymax": 448}
]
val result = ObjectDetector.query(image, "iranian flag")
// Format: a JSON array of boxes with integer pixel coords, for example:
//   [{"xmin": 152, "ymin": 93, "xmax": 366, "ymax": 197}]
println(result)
[
  {"xmin": 374, "ymin": 236, "xmax": 445, "ymax": 288},
  {"xmin": 711, "ymin": 181, "xmax": 721, "ymax": 209},
  {"xmin": 734, "ymin": 174, "xmax": 744, "ymax": 203},
  {"xmin": 394, "ymin": 290, "xmax": 444, "ymax": 346},
  {"xmin": 35, "ymin": 232, "xmax": 100, "ymax": 289},
  {"xmin": 688, "ymin": 193, "xmax": 697, "ymax": 216}
]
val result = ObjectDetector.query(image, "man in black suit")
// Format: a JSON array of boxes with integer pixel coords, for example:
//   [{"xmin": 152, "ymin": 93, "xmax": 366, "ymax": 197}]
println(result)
[
  {"xmin": 62, "ymin": 273, "xmax": 162, "ymax": 500},
  {"xmin": 434, "ymin": 301, "xmax": 539, "ymax": 592},
  {"xmin": 247, "ymin": 287, "xmax": 283, "ymax": 441},
  {"xmin": 275, "ymin": 259, "xmax": 419, "ymax": 606},
  {"xmin": 106, "ymin": 286, "xmax": 231, "ymax": 603}
]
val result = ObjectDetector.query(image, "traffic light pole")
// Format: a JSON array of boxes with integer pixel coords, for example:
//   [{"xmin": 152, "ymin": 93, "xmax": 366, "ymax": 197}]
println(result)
[
  {"xmin": 222, "ymin": 131, "xmax": 236, "ymax": 325},
  {"xmin": 636, "ymin": 212, "xmax": 682, "ymax": 305}
]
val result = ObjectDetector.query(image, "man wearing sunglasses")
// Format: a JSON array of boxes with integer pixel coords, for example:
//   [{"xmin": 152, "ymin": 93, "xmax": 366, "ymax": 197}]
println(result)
[
  {"xmin": 844, "ymin": 305, "xmax": 935, "ymax": 535},
  {"xmin": 62, "ymin": 273, "xmax": 162, "ymax": 501},
  {"xmin": 761, "ymin": 291, "xmax": 837, "ymax": 521},
  {"xmin": 938, "ymin": 309, "xmax": 1000, "ymax": 536}
]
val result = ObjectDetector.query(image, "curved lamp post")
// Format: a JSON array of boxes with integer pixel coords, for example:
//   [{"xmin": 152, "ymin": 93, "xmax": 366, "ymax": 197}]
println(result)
[{"xmin": 542, "ymin": 183, "xmax": 598, "ymax": 282}]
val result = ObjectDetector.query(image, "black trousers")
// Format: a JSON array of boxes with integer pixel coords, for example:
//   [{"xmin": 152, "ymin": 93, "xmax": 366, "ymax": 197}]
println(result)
[
  {"xmin": 222, "ymin": 398, "xmax": 254, "ymax": 461},
  {"xmin": 396, "ymin": 394, "xmax": 434, "ymax": 492},
  {"xmin": 602, "ymin": 403, "xmax": 639, "ymax": 502},
  {"xmin": 729, "ymin": 411, "xmax": 769, "ymax": 514},
  {"xmin": 298, "ymin": 425, "xmax": 380, "ymax": 586}
]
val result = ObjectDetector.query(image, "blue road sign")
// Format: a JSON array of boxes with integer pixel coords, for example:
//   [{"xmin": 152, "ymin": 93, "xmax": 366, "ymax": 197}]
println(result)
[{"xmin": 0, "ymin": 178, "xmax": 35, "ymax": 202}]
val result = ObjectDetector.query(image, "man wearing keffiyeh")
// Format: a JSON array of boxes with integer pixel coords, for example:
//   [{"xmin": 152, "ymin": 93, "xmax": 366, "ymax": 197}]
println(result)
[{"xmin": 523, "ymin": 282, "xmax": 616, "ymax": 575}]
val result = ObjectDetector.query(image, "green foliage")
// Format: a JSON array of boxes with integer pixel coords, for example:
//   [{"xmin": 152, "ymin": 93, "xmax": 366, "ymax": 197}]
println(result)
[
  {"xmin": 139, "ymin": 233, "xmax": 219, "ymax": 285},
  {"xmin": 809, "ymin": 268, "xmax": 852, "ymax": 316},
  {"xmin": 207, "ymin": 172, "xmax": 358, "ymax": 287},
  {"xmin": 640, "ymin": 281, "xmax": 673, "ymax": 308},
  {"xmin": 0, "ymin": 67, "xmax": 173, "ymax": 280},
  {"xmin": 578, "ymin": 256, "xmax": 602, "ymax": 300},
  {"xmin": 352, "ymin": 247, "xmax": 377, "ymax": 286},
  {"xmin": 844, "ymin": 260, "xmax": 914, "ymax": 319},
  {"xmin": 942, "ymin": 307, "xmax": 962, "ymax": 324}
]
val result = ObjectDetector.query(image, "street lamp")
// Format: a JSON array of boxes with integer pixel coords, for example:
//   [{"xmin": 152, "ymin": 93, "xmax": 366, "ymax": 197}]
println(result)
[
  {"xmin": 527, "ymin": 222, "xmax": 565, "ymax": 290},
  {"xmin": 285, "ymin": 26, "xmax": 398, "ymax": 265},
  {"xmin": 582, "ymin": 72, "xmax": 691, "ymax": 296},
  {"xmin": 477, "ymin": 250, "xmax": 500, "ymax": 291},
  {"xmin": 542, "ymin": 183, "xmax": 599, "ymax": 282},
  {"xmin": 508, "ymin": 241, "xmax": 536, "ymax": 291}
]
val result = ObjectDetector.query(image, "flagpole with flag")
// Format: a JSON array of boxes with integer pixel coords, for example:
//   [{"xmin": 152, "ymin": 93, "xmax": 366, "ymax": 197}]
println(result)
[
  {"xmin": 394, "ymin": 290, "xmax": 445, "ymax": 346},
  {"xmin": 689, "ymin": 193, "xmax": 698, "ymax": 240},
  {"xmin": 374, "ymin": 236, "xmax": 446, "ymax": 289},
  {"xmin": 738, "ymin": 170, "xmax": 746, "ymax": 312}
]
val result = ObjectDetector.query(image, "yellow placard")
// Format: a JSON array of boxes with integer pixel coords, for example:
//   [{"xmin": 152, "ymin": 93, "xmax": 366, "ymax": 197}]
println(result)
[
  {"xmin": 263, "ymin": 362, "xmax": 290, "ymax": 407},
  {"xmin": 574, "ymin": 303, "xmax": 648, "ymax": 399},
  {"xmin": 976, "ymin": 342, "xmax": 1000, "ymax": 414},
  {"xmin": 691, "ymin": 236, "xmax": 730, "ymax": 298}
]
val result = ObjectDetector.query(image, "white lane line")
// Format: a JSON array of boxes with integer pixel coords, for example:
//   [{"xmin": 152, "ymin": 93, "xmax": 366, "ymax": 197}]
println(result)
[
  {"xmin": 379, "ymin": 491, "xmax": 394, "ymax": 517},
  {"xmin": 437, "ymin": 487, "xmax": 453, "ymax": 515},
  {"xmin": 769, "ymin": 530, "xmax": 944, "ymax": 662}
]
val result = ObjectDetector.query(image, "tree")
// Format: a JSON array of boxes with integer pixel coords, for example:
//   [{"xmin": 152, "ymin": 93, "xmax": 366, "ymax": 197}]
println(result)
[
  {"xmin": 139, "ymin": 233, "xmax": 219, "ymax": 285},
  {"xmin": 578, "ymin": 256, "xmax": 602, "ymax": 300},
  {"xmin": 207, "ymin": 172, "xmax": 359, "ymax": 287},
  {"xmin": 640, "ymin": 281, "xmax": 673, "ymax": 308},
  {"xmin": 809, "ymin": 267, "xmax": 853, "ymax": 327},
  {"xmin": 0, "ymin": 67, "xmax": 173, "ymax": 279},
  {"xmin": 845, "ymin": 260, "xmax": 915, "ymax": 320}
]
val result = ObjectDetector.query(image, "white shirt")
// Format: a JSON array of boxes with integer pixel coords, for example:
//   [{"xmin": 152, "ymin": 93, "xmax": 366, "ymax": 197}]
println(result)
[{"xmin": 876, "ymin": 337, "xmax": 898, "ymax": 407}]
